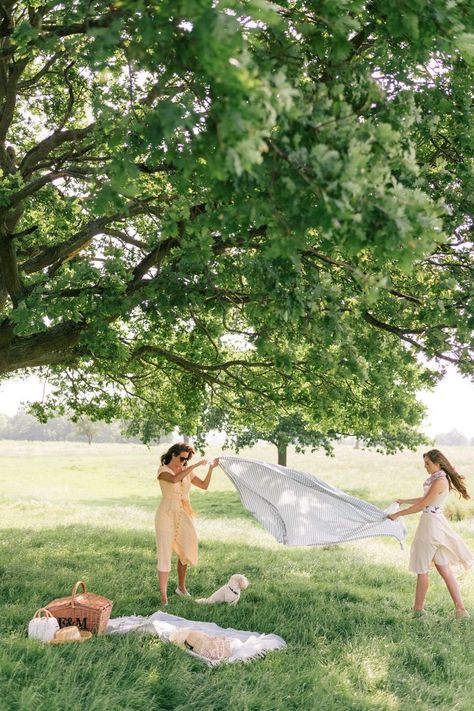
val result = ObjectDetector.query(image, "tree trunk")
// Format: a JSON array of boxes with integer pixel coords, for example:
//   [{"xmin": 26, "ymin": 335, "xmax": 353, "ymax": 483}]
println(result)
[{"xmin": 277, "ymin": 442, "xmax": 287, "ymax": 467}]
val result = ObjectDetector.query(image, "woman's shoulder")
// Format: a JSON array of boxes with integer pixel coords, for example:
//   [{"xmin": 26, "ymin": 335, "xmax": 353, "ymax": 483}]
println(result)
[
  {"xmin": 424, "ymin": 470, "xmax": 447, "ymax": 486},
  {"xmin": 158, "ymin": 464, "xmax": 173, "ymax": 475}
]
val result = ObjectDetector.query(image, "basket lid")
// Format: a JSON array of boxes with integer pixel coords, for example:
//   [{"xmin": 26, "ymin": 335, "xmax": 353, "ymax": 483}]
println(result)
[
  {"xmin": 46, "ymin": 591, "xmax": 112, "ymax": 612},
  {"xmin": 72, "ymin": 592, "xmax": 112, "ymax": 610}
]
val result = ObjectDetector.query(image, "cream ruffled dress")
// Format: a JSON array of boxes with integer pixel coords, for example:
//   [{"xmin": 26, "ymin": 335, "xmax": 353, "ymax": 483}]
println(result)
[{"xmin": 409, "ymin": 470, "xmax": 474, "ymax": 574}]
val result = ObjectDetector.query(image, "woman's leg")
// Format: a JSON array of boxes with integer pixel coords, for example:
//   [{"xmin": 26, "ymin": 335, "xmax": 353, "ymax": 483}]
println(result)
[
  {"xmin": 414, "ymin": 572, "xmax": 429, "ymax": 611},
  {"xmin": 435, "ymin": 563, "xmax": 465, "ymax": 610},
  {"xmin": 177, "ymin": 560, "xmax": 188, "ymax": 593},
  {"xmin": 155, "ymin": 508, "xmax": 172, "ymax": 605},
  {"xmin": 158, "ymin": 571, "xmax": 169, "ymax": 604}
]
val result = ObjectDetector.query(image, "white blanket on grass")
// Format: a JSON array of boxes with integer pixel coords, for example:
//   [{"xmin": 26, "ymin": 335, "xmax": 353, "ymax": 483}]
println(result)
[
  {"xmin": 219, "ymin": 456, "xmax": 406, "ymax": 547},
  {"xmin": 106, "ymin": 611, "xmax": 286, "ymax": 666}
]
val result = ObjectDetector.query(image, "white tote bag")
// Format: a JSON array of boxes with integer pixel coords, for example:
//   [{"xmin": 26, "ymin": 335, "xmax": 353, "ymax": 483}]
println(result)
[{"xmin": 28, "ymin": 608, "xmax": 60, "ymax": 642}]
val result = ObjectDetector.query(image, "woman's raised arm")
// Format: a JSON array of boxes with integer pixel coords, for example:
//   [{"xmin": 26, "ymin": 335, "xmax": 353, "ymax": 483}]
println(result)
[{"xmin": 158, "ymin": 459, "xmax": 207, "ymax": 483}]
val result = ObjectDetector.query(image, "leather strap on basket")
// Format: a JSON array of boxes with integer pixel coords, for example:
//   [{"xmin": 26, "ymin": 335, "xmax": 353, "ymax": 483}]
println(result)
[
  {"xmin": 71, "ymin": 580, "xmax": 87, "ymax": 599},
  {"xmin": 34, "ymin": 607, "xmax": 55, "ymax": 619}
]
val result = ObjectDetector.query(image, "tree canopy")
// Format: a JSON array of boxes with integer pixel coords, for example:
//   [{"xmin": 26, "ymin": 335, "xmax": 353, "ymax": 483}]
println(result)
[{"xmin": 0, "ymin": 1, "xmax": 473, "ymax": 443}]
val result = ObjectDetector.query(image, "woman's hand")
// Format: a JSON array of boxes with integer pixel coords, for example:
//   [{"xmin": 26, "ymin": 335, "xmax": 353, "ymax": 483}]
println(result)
[
  {"xmin": 387, "ymin": 512, "xmax": 399, "ymax": 521},
  {"xmin": 396, "ymin": 499, "xmax": 405, "ymax": 505},
  {"xmin": 190, "ymin": 458, "xmax": 207, "ymax": 468},
  {"xmin": 209, "ymin": 458, "xmax": 219, "ymax": 469}
]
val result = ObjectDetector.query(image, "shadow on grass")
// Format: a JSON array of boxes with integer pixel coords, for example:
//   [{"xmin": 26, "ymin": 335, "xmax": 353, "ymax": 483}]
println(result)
[
  {"xmin": 77, "ymin": 490, "xmax": 254, "ymax": 521},
  {"xmin": 1, "ymin": 525, "xmax": 474, "ymax": 711},
  {"xmin": 0, "ymin": 525, "xmax": 411, "ymax": 632}
]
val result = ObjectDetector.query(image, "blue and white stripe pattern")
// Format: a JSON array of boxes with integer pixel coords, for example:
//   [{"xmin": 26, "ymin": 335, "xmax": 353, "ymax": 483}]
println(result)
[{"xmin": 219, "ymin": 456, "xmax": 406, "ymax": 547}]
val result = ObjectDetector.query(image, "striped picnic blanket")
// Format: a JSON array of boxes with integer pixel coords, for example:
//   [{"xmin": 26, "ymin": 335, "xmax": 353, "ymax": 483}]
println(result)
[{"xmin": 219, "ymin": 456, "xmax": 406, "ymax": 547}]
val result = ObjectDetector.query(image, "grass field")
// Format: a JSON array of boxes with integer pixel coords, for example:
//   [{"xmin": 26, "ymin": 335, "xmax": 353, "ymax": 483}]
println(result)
[{"xmin": 1, "ymin": 441, "xmax": 474, "ymax": 710}]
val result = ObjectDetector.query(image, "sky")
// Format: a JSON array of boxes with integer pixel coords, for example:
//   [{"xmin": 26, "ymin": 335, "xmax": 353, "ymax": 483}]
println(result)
[{"xmin": 0, "ymin": 366, "xmax": 473, "ymax": 438}]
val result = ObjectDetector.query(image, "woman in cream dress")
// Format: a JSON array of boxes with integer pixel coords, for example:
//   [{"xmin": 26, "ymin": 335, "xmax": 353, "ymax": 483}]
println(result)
[
  {"xmin": 155, "ymin": 443, "xmax": 219, "ymax": 605},
  {"xmin": 388, "ymin": 449, "xmax": 473, "ymax": 618}
]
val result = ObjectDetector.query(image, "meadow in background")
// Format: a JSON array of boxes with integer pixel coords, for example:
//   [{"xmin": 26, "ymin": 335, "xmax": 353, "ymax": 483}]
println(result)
[{"xmin": 1, "ymin": 442, "xmax": 474, "ymax": 710}]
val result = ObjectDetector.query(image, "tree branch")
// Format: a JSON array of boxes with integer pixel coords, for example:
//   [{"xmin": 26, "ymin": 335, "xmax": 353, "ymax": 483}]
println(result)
[
  {"xmin": 104, "ymin": 229, "xmax": 147, "ymax": 250},
  {"xmin": 128, "ymin": 237, "xmax": 179, "ymax": 288},
  {"xmin": 136, "ymin": 161, "xmax": 177, "ymax": 174},
  {"xmin": 0, "ymin": 232, "xmax": 25, "ymax": 306},
  {"xmin": 362, "ymin": 311, "xmax": 459, "ymax": 365},
  {"xmin": 22, "ymin": 204, "xmax": 152, "ymax": 274},
  {"xmin": 0, "ymin": 57, "xmax": 28, "ymax": 143},
  {"xmin": 10, "ymin": 224, "xmax": 39, "ymax": 239},
  {"xmin": 29, "ymin": 142, "xmax": 100, "ymax": 174},
  {"xmin": 17, "ymin": 52, "xmax": 64, "ymax": 90},
  {"xmin": 305, "ymin": 249, "xmax": 423, "ymax": 304},
  {"xmin": 56, "ymin": 61, "xmax": 76, "ymax": 131},
  {"xmin": 19, "ymin": 124, "xmax": 96, "ymax": 178},
  {"xmin": 7, "ymin": 171, "xmax": 66, "ymax": 206},
  {"xmin": 135, "ymin": 345, "xmax": 272, "ymax": 373},
  {"xmin": 40, "ymin": 9, "xmax": 126, "ymax": 39},
  {"xmin": 0, "ymin": 319, "xmax": 83, "ymax": 375}
]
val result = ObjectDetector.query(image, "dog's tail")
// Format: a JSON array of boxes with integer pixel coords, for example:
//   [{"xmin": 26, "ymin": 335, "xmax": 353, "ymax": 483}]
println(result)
[{"xmin": 194, "ymin": 598, "xmax": 210, "ymax": 604}]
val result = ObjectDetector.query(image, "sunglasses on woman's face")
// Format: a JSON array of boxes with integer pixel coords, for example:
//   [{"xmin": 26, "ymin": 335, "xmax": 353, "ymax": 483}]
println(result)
[{"xmin": 179, "ymin": 455, "xmax": 191, "ymax": 464}]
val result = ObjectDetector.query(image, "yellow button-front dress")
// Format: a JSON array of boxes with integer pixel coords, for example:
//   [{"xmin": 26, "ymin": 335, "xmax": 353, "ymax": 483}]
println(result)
[{"xmin": 155, "ymin": 464, "xmax": 198, "ymax": 573}]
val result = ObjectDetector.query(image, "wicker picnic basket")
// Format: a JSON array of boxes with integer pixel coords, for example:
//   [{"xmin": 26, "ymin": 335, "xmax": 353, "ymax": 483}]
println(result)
[{"xmin": 45, "ymin": 581, "xmax": 113, "ymax": 635}]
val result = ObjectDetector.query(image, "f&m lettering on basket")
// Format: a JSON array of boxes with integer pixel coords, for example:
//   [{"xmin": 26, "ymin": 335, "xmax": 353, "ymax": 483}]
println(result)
[
  {"xmin": 45, "ymin": 580, "xmax": 112, "ymax": 635},
  {"xmin": 57, "ymin": 617, "xmax": 88, "ymax": 630}
]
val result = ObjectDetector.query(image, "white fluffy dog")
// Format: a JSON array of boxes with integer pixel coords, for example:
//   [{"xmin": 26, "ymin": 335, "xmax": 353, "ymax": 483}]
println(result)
[{"xmin": 195, "ymin": 574, "xmax": 249, "ymax": 606}]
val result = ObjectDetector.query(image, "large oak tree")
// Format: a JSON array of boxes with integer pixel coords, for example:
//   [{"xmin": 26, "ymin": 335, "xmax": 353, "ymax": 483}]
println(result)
[{"xmin": 0, "ymin": 1, "xmax": 472, "ymax": 441}]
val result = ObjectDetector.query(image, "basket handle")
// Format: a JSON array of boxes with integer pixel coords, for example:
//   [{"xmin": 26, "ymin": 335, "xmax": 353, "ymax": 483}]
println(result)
[
  {"xmin": 71, "ymin": 580, "xmax": 87, "ymax": 598},
  {"xmin": 34, "ymin": 607, "xmax": 55, "ymax": 619}
]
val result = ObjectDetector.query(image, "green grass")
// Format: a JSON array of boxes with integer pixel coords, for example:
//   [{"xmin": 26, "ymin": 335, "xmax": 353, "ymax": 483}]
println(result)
[{"xmin": 1, "ymin": 441, "xmax": 474, "ymax": 710}]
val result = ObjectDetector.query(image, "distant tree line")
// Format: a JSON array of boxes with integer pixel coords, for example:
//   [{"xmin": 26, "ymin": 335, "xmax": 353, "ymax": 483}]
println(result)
[
  {"xmin": 0, "ymin": 410, "xmax": 173, "ymax": 444},
  {"xmin": 434, "ymin": 430, "xmax": 474, "ymax": 447},
  {"xmin": 0, "ymin": 409, "xmax": 471, "ymax": 449}
]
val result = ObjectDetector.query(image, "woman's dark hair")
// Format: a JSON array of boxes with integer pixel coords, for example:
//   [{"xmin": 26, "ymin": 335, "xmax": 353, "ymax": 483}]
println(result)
[
  {"xmin": 424, "ymin": 449, "xmax": 470, "ymax": 500},
  {"xmin": 161, "ymin": 442, "xmax": 195, "ymax": 466}
]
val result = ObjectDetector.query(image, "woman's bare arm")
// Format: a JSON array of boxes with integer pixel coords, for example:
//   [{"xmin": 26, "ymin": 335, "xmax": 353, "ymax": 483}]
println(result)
[
  {"xmin": 192, "ymin": 459, "xmax": 219, "ymax": 490},
  {"xmin": 158, "ymin": 459, "xmax": 207, "ymax": 483},
  {"xmin": 389, "ymin": 480, "xmax": 447, "ymax": 519},
  {"xmin": 397, "ymin": 497, "xmax": 424, "ymax": 505}
]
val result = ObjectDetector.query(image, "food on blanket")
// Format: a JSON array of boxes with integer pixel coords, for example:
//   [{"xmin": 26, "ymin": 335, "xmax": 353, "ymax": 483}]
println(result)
[{"xmin": 169, "ymin": 628, "xmax": 232, "ymax": 660}]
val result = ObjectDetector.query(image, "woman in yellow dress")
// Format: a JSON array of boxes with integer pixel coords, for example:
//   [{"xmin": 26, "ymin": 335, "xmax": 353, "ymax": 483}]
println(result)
[
  {"xmin": 155, "ymin": 442, "xmax": 219, "ymax": 605},
  {"xmin": 388, "ymin": 449, "xmax": 473, "ymax": 618}
]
